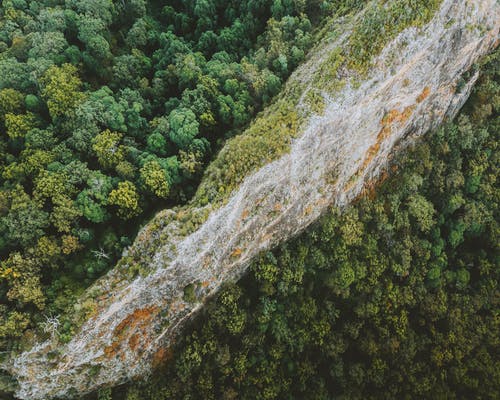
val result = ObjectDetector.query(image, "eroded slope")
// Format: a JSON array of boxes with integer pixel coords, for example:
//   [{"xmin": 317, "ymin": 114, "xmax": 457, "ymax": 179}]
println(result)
[{"xmin": 5, "ymin": 1, "xmax": 500, "ymax": 398}]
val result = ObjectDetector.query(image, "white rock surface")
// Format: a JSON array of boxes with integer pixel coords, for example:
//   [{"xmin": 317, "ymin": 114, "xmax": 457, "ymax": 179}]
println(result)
[{"xmin": 5, "ymin": 0, "xmax": 499, "ymax": 398}]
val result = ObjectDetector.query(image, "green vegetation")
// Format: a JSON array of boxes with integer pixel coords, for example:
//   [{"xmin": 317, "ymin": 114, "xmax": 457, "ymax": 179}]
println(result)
[
  {"xmin": 2, "ymin": 0, "xmax": 396, "ymax": 349},
  {"xmin": 348, "ymin": 0, "xmax": 441, "ymax": 70},
  {"xmin": 195, "ymin": 99, "xmax": 300, "ymax": 206},
  {"xmin": 111, "ymin": 49, "xmax": 499, "ymax": 400},
  {"xmin": 0, "ymin": 1, "xmax": 497, "ymax": 399},
  {"xmin": 0, "ymin": 0, "xmax": 351, "ymax": 350},
  {"xmin": 183, "ymin": 283, "xmax": 198, "ymax": 303}
]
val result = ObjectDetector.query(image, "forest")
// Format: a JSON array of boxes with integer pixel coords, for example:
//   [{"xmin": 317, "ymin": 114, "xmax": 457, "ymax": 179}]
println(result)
[
  {"xmin": 0, "ymin": 0, "xmax": 354, "ymax": 347},
  {"xmin": 0, "ymin": 0, "xmax": 498, "ymax": 399},
  {"xmin": 110, "ymin": 47, "xmax": 499, "ymax": 400}
]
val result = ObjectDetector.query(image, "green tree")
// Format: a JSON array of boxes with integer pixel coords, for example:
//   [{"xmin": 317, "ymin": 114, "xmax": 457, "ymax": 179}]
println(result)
[
  {"xmin": 168, "ymin": 107, "xmax": 199, "ymax": 149},
  {"xmin": 140, "ymin": 159, "xmax": 171, "ymax": 198},
  {"xmin": 2, "ymin": 186, "xmax": 49, "ymax": 247},
  {"xmin": 50, "ymin": 196, "xmax": 82, "ymax": 233},
  {"xmin": 407, "ymin": 194, "xmax": 435, "ymax": 232},
  {"xmin": 108, "ymin": 181, "xmax": 141, "ymax": 219},
  {"xmin": 4, "ymin": 112, "xmax": 38, "ymax": 138},
  {"xmin": 92, "ymin": 130, "xmax": 126, "ymax": 169},
  {"xmin": 0, "ymin": 88, "xmax": 24, "ymax": 116},
  {"xmin": 39, "ymin": 64, "xmax": 85, "ymax": 119}
]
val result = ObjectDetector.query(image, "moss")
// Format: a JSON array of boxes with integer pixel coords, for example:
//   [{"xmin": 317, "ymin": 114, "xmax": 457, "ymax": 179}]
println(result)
[
  {"xmin": 89, "ymin": 365, "xmax": 101, "ymax": 378},
  {"xmin": 348, "ymin": 0, "xmax": 442, "ymax": 72},
  {"xmin": 194, "ymin": 99, "xmax": 302, "ymax": 208},
  {"xmin": 312, "ymin": 47, "xmax": 346, "ymax": 93},
  {"xmin": 305, "ymin": 89, "xmax": 326, "ymax": 115},
  {"xmin": 46, "ymin": 350, "xmax": 59, "ymax": 360},
  {"xmin": 445, "ymin": 18, "xmax": 455, "ymax": 28},
  {"xmin": 183, "ymin": 283, "xmax": 197, "ymax": 303},
  {"xmin": 125, "ymin": 262, "xmax": 147, "ymax": 279}
]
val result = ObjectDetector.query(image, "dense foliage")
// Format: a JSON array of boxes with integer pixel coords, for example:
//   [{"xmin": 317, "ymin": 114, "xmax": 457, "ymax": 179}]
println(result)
[
  {"xmin": 0, "ymin": 1, "xmax": 497, "ymax": 399},
  {"xmin": 0, "ymin": 0, "xmax": 361, "ymax": 347},
  {"xmin": 109, "ymin": 50, "xmax": 499, "ymax": 400}
]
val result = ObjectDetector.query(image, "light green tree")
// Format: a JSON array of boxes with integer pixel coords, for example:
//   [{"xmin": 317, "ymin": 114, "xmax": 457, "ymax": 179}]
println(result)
[
  {"xmin": 140, "ymin": 160, "xmax": 171, "ymax": 198},
  {"xmin": 92, "ymin": 130, "xmax": 126, "ymax": 169},
  {"xmin": 39, "ymin": 63, "xmax": 85, "ymax": 119},
  {"xmin": 108, "ymin": 181, "xmax": 141, "ymax": 219}
]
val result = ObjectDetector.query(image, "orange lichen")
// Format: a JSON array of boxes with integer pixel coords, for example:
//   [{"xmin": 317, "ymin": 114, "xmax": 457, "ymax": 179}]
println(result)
[
  {"xmin": 104, "ymin": 341, "xmax": 120, "ymax": 358},
  {"xmin": 416, "ymin": 86, "xmax": 431, "ymax": 102},
  {"xmin": 104, "ymin": 306, "xmax": 159, "ymax": 358},
  {"xmin": 360, "ymin": 106, "xmax": 415, "ymax": 173},
  {"xmin": 114, "ymin": 306, "xmax": 158, "ymax": 338},
  {"xmin": 273, "ymin": 202, "xmax": 282, "ymax": 212},
  {"xmin": 344, "ymin": 105, "xmax": 415, "ymax": 195},
  {"xmin": 128, "ymin": 333, "xmax": 140, "ymax": 351},
  {"xmin": 231, "ymin": 247, "xmax": 242, "ymax": 257},
  {"xmin": 240, "ymin": 209, "xmax": 249, "ymax": 219}
]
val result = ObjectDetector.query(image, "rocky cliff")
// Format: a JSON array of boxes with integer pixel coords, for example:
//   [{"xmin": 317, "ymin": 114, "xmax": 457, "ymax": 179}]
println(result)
[{"xmin": 5, "ymin": 0, "xmax": 499, "ymax": 398}]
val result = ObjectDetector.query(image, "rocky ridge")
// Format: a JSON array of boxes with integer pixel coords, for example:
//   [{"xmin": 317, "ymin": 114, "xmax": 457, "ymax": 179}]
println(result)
[{"xmin": 4, "ymin": 0, "xmax": 499, "ymax": 398}]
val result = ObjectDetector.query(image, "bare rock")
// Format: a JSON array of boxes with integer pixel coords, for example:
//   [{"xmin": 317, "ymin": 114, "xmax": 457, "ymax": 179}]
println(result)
[{"xmin": 5, "ymin": 1, "xmax": 499, "ymax": 398}]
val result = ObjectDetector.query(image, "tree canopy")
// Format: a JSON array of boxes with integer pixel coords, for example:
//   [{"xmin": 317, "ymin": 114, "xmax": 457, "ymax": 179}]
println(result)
[{"xmin": 0, "ymin": 0, "xmax": 340, "ymax": 352}]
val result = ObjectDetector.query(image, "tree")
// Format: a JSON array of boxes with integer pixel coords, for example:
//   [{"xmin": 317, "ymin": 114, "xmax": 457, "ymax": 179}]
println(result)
[
  {"xmin": 50, "ymin": 196, "xmax": 82, "ymax": 233},
  {"xmin": 146, "ymin": 131, "xmax": 168, "ymax": 156},
  {"xmin": 1, "ymin": 252, "xmax": 45, "ymax": 309},
  {"xmin": 28, "ymin": 31, "xmax": 68, "ymax": 60},
  {"xmin": 168, "ymin": 107, "xmax": 199, "ymax": 149},
  {"xmin": 4, "ymin": 112, "xmax": 38, "ymax": 138},
  {"xmin": 118, "ymin": 0, "xmax": 147, "ymax": 20},
  {"xmin": 66, "ymin": 0, "xmax": 116, "ymax": 24},
  {"xmin": 61, "ymin": 234, "xmax": 81, "ymax": 255},
  {"xmin": 140, "ymin": 159, "xmax": 171, "ymax": 198},
  {"xmin": 0, "ymin": 88, "xmax": 24, "ymax": 117},
  {"xmin": 34, "ymin": 236, "xmax": 61, "ymax": 266},
  {"xmin": 77, "ymin": 190, "xmax": 108, "ymax": 223},
  {"xmin": 108, "ymin": 180, "xmax": 141, "ymax": 219},
  {"xmin": 76, "ymin": 171, "xmax": 113, "ymax": 223},
  {"xmin": 39, "ymin": 63, "xmax": 85, "ymax": 119},
  {"xmin": 112, "ymin": 51, "xmax": 152, "ymax": 89},
  {"xmin": 33, "ymin": 170, "xmax": 73, "ymax": 203},
  {"xmin": 92, "ymin": 130, "xmax": 126, "ymax": 169},
  {"xmin": 407, "ymin": 194, "xmax": 435, "ymax": 233},
  {"xmin": 2, "ymin": 186, "xmax": 49, "ymax": 247},
  {"xmin": 80, "ymin": 87, "xmax": 128, "ymax": 132},
  {"xmin": 0, "ymin": 307, "xmax": 30, "ymax": 345},
  {"xmin": 0, "ymin": 57, "xmax": 33, "ymax": 91},
  {"xmin": 126, "ymin": 17, "xmax": 151, "ymax": 48}
]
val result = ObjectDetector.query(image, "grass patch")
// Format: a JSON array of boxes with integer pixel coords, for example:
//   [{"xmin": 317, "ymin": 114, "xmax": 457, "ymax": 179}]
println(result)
[
  {"xmin": 348, "ymin": 0, "xmax": 442, "ymax": 71},
  {"xmin": 194, "ymin": 99, "xmax": 302, "ymax": 207}
]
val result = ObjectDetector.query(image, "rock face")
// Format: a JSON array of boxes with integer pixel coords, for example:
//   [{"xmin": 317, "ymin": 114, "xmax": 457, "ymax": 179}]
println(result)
[{"xmin": 5, "ymin": 1, "xmax": 499, "ymax": 398}]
